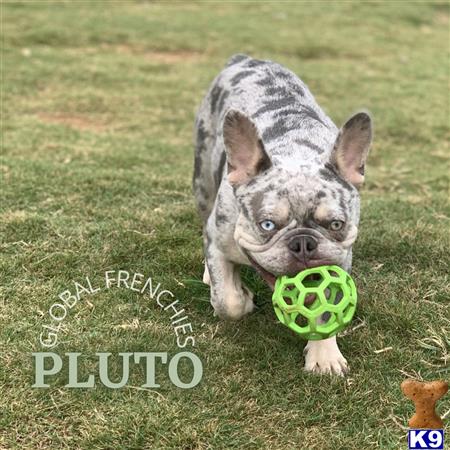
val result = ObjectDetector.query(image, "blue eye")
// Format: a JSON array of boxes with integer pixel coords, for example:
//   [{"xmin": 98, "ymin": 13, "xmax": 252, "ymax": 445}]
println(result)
[
  {"xmin": 329, "ymin": 220, "xmax": 344, "ymax": 231},
  {"xmin": 260, "ymin": 220, "xmax": 276, "ymax": 232}
]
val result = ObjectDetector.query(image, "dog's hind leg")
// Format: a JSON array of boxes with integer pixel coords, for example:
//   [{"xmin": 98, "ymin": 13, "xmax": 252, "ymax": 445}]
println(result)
[{"xmin": 202, "ymin": 262, "xmax": 211, "ymax": 285}]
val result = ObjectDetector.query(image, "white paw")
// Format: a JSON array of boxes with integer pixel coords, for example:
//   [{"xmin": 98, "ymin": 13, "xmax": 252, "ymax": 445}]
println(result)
[
  {"xmin": 241, "ymin": 285, "xmax": 255, "ymax": 314},
  {"xmin": 202, "ymin": 264, "xmax": 211, "ymax": 285},
  {"xmin": 303, "ymin": 337, "xmax": 349, "ymax": 376},
  {"xmin": 223, "ymin": 293, "xmax": 254, "ymax": 320},
  {"xmin": 213, "ymin": 286, "xmax": 254, "ymax": 320}
]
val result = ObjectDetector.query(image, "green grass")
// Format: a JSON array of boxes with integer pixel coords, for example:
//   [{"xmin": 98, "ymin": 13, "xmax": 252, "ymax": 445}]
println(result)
[{"xmin": 1, "ymin": 1, "xmax": 449, "ymax": 449}]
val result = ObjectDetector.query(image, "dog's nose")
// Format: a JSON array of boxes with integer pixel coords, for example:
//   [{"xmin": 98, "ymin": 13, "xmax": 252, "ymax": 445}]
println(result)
[{"xmin": 288, "ymin": 235, "xmax": 318, "ymax": 258}]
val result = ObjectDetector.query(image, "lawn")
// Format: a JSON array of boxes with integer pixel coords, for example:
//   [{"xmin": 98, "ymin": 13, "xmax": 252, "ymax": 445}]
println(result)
[{"xmin": 1, "ymin": 1, "xmax": 449, "ymax": 449}]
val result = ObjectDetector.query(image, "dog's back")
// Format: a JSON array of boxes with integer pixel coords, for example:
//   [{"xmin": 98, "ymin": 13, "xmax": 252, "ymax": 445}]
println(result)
[{"xmin": 193, "ymin": 54, "xmax": 338, "ymax": 222}]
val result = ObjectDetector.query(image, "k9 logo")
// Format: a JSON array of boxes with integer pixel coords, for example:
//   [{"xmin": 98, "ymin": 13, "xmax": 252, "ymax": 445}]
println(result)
[{"xmin": 408, "ymin": 429, "xmax": 444, "ymax": 450}]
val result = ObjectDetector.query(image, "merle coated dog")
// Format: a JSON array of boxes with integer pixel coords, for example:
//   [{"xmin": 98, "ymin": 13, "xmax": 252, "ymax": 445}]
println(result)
[{"xmin": 193, "ymin": 54, "xmax": 372, "ymax": 375}]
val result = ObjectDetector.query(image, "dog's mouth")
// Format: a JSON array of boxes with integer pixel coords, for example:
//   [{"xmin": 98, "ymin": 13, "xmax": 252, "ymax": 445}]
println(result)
[
  {"xmin": 243, "ymin": 250, "xmax": 278, "ymax": 289},
  {"xmin": 243, "ymin": 250, "xmax": 331, "ymax": 305},
  {"xmin": 244, "ymin": 250, "xmax": 332, "ymax": 288}
]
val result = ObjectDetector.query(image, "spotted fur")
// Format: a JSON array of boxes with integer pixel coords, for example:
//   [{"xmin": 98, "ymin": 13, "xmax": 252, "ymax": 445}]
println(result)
[{"xmin": 192, "ymin": 55, "xmax": 372, "ymax": 375}]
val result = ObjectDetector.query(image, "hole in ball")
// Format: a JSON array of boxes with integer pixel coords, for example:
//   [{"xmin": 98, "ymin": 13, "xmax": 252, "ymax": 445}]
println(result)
[
  {"xmin": 333, "ymin": 290, "xmax": 344, "ymax": 305},
  {"xmin": 304, "ymin": 293, "xmax": 317, "ymax": 306},
  {"xmin": 303, "ymin": 273, "xmax": 323, "ymax": 288},
  {"xmin": 295, "ymin": 314, "xmax": 308, "ymax": 328},
  {"xmin": 283, "ymin": 296, "xmax": 293, "ymax": 305}
]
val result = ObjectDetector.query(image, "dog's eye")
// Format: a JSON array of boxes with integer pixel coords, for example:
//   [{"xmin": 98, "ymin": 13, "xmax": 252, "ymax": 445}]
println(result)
[
  {"xmin": 260, "ymin": 220, "xmax": 276, "ymax": 232},
  {"xmin": 329, "ymin": 220, "xmax": 344, "ymax": 231}
]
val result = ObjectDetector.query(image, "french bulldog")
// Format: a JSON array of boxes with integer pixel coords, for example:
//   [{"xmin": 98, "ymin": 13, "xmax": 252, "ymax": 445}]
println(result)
[{"xmin": 193, "ymin": 54, "xmax": 372, "ymax": 375}]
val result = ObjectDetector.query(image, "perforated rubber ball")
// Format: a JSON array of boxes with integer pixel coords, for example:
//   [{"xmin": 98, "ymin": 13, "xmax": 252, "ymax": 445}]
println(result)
[{"xmin": 272, "ymin": 265, "xmax": 357, "ymax": 340}]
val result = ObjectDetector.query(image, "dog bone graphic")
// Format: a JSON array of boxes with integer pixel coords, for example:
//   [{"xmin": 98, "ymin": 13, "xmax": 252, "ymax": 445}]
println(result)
[{"xmin": 401, "ymin": 379, "xmax": 448, "ymax": 429}]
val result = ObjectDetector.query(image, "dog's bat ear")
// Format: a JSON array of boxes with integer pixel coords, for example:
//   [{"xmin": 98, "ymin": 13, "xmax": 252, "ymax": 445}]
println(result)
[
  {"xmin": 223, "ymin": 110, "xmax": 271, "ymax": 185},
  {"xmin": 331, "ymin": 111, "xmax": 372, "ymax": 189}
]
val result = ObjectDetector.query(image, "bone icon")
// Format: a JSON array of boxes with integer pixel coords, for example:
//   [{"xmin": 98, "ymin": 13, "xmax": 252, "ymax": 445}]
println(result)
[{"xmin": 401, "ymin": 379, "xmax": 448, "ymax": 429}]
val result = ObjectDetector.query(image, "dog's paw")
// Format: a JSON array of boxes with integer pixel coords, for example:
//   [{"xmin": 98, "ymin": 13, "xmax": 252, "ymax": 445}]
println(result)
[
  {"xmin": 303, "ymin": 338, "xmax": 349, "ymax": 376},
  {"xmin": 212, "ymin": 286, "xmax": 254, "ymax": 321},
  {"xmin": 241, "ymin": 285, "xmax": 255, "ymax": 314}
]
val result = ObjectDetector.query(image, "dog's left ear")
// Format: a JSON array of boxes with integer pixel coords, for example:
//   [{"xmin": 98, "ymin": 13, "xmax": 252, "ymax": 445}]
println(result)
[{"xmin": 331, "ymin": 112, "xmax": 372, "ymax": 189}]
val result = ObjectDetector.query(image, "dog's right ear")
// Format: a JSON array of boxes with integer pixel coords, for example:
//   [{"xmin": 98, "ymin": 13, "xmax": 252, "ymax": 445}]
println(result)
[{"xmin": 223, "ymin": 110, "xmax": 271, "ymax": 185}]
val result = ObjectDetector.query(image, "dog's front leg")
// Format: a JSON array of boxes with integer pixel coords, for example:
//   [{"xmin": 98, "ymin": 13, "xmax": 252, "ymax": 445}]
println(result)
[
  {"xmin": 303, "ymin": 336, "xmax": 348, "ymax": 376},
  {"xmin": 304, "ymin": 260, "xmax": 351, "ymax": 376},
  {"xmin": 204, "ymin": 240, "xmax": 254, "ymax": 320}
]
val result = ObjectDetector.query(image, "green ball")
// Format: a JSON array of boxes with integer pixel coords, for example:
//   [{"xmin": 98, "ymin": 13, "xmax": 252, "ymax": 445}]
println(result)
[{"xmin": 272, "ymin": 265, "xmax": 357, "ymax": 340}]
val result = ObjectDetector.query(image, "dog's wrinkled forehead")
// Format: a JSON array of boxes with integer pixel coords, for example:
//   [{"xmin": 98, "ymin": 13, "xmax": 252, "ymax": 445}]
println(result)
[{"xmin": 236, "ymin": 166, "xmax": 360, "ymax": 224}]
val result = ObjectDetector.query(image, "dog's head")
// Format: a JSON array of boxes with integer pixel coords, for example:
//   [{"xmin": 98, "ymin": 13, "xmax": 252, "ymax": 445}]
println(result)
[{"xmin": 223, "ymin": 110, "xmax": 372, "ymax": 287}]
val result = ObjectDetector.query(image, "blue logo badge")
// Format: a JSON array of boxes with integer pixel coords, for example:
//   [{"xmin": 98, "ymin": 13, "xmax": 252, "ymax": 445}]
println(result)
[{"xmin": 408, "ymin": 429, "xmax": 444, "ymax": 449}]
